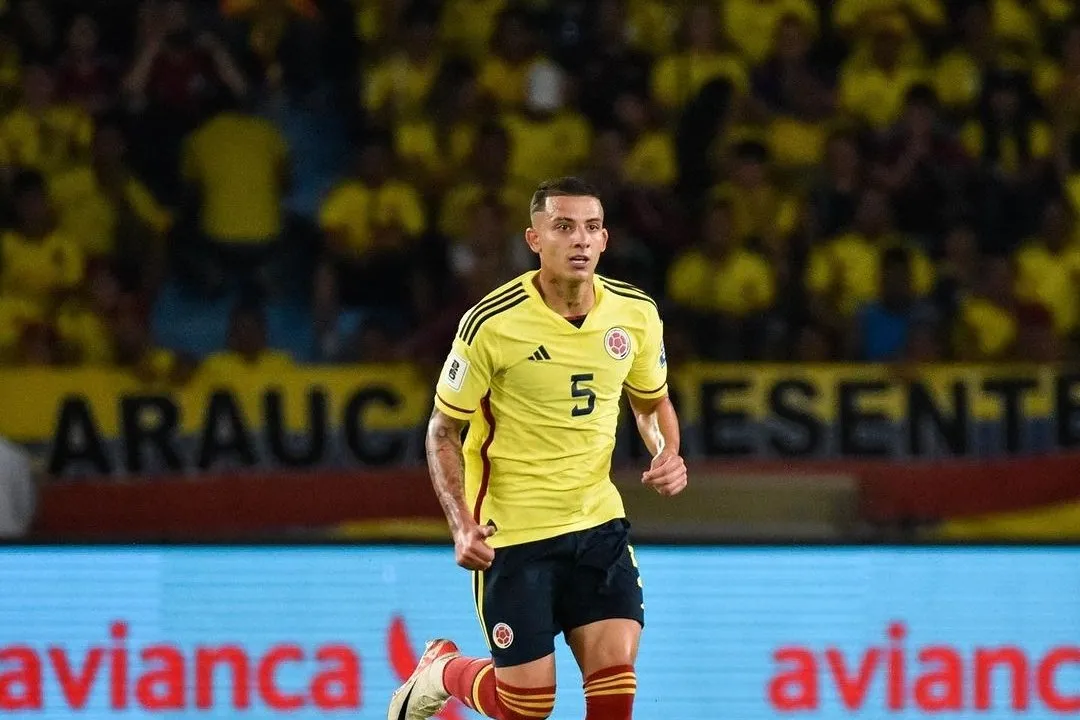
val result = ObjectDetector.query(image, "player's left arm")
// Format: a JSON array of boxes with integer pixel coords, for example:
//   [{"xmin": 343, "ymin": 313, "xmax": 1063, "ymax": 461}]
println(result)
[
  {"xmin": 628, "ymin": 393, "xmax": 687, "ymax": 497},
  {"xmin": 624, "ymin": 304, "xmax": 687, "ymax": 497}
]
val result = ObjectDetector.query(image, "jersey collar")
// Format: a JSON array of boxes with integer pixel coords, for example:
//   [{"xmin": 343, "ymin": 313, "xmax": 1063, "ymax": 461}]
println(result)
[{"xmin": 522, "ymin": 270, "xmax": 604, "ymax": 328}]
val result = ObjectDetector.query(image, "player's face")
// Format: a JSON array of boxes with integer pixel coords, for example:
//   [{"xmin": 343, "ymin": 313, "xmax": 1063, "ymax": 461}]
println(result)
[{"xmin": 526, "ymin": 195, "xmax": 608, "ymax": 282}]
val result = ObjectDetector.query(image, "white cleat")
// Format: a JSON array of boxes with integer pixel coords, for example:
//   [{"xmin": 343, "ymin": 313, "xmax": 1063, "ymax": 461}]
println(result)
[{"xmin": 388, "ymin": 639, "xmax": 462, "ymax": 720}]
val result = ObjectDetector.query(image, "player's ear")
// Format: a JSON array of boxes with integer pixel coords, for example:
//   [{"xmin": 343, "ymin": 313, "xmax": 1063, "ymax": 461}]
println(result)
[
  {"xmin": 598, "ymin": 227, "xmax": 609, "ymax": 252},
  {"xmin": 524, "ymin": 227, "xmax": 541, "ymax": 254}
]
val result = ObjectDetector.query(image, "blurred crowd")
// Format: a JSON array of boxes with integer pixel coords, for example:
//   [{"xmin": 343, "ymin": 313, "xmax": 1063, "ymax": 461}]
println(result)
[{"xmin": 1, "ymin": 0, "xmax": 1080, "ymax": 376}]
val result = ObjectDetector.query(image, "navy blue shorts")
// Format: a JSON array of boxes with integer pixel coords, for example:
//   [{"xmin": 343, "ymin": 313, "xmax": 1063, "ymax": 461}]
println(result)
[{"xmin": 472, "ymin": 519, "xmax": 645, "ymax": 667}]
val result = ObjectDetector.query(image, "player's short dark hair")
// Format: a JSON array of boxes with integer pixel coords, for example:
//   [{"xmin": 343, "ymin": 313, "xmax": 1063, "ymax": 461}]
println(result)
[{"xmin": 529, "ymin": 177, "xmax": 599, "ymax": 214}]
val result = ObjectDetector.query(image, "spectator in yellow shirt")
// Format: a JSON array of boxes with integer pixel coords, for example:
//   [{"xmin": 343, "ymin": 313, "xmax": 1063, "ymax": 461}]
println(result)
[
  {"xmin": 53, "ymin": 266, "xmax": 120, "ymax": 367},
  {"xmin": 611, "ymin": 92, "xmax": 677, "ymax": 189},
  {"xmin": 838, "ymin": 16, "xmax": 925, "ymax": 129},
  {"xmin": 0, "ymin": 170, "xmax": 85, "ymax": 361},
  {"xmin": 477, "ymin": 9, "xmax": 540, "ymax": 111},
  {"xmin": 50, "ymin": 114, "xmax": 171, "ymax": 292},
  {"xmin": 961, "ymin": 71, "xmax": 1051, "ymax": 175},
  {"xmin": 1014, "ymin": 197, "xmax": 1080, "ymax": 338},
  {"xmin": 122, "ymin": 2, "xmax": 249, "ymax": 202},
  {"xmin": 712, "ymin": 140, "xmax": 798, "ymax": 262},
  {"xmin": 0, "ymin": 170, "xmax": 84, "ymax": 311},
  {"xmin": 933, "ymin": 3, "xmax": 996, "ymax": 114},
  {"xmin": 180, "ymin": 95, "xmax": 290, "ymax": 300},
  {"xmin": 112, "ymin": 296, "xmax": 194, "ymax": 385},
  {"xmin": 666, "ymin": 197, "xmax": 775, "ymax": 359},
  {"xmin": 807, "ymin": 131, "xmax": 863, "ymax": 239},
  {"xmin": 351, "ymin": 0, "xmax": 405, "ymax": 54},
  {"xmin": 502, "ymin": 60, "xmax": 591, "ymax": 189},
  {"xmin": 750, "ymin": 12, "xmax": 835, "ymax": 168},
  {"xmin": 10, "ymin": 321, "xmax": 59, "ymax": 367},
  {"xmin": 398, "ymin": 196, "xmax": 517, "ymax": 370},
  {"xmin": 439, "ymin": 0, "xmax": 506, "ymax": 62},
  {"xmin": 806, "ymin": 188, "xmax": 934, "ymax": 326},
  {"xmin": 625, "ymin": 0, "xmax": 679, "ymax": 56},
  {"xmin": 832, "ymin": 0, "xmax": 945, "ymax": 37},
  {"xmin": 962, "ymin": 70, "xmax": 1052, "ymax": 252},
  {"xmin": 447, "ymin": 194, "xmax": 522, "ymax": 287},
  {"xmin": 201, "ymin": 300, "xmax": 294, "ymax": 375},
  {"xmin": 314, "ymin": 132, "xmax": 427, "ymax": 358},
  {"xmin": 954, "ymin": 256, "xmax": 1020, "ymax": 361},
  {"xmin": 437, "ymin": 122, "xmax": 533, "ymax": 243},
  {"xmin": 933, "ymin": 223, "xmax": 980, "ymax": 323},
  {"xmin": 846, "ymin": 246, "xmax": 940, "ymax": 361},
  {"xmin": 651, "ymin": 2, "xmax": 748, "ymax": 114},
  {"xmin": 394, "ymin": 59, "xmax": 480, "ymax": 194},
  {"xmin": 721, "ymin": 0, "xmax": 819, "ymax": 66},
  {"xmin": 675, "ymin": 77, "xmax": 738, "ymax": 210},
  {"xmin": 363, "ymin": 7, "xmax": 442, "ymax": 123},
  {"xmin": 1041, "ymin": 24, "xmax": 1080, "ymax": 131},
  {"xmin": 0, "ymin": 64, "xmax": 93, "ymax": 178},
  {"xmin": 874, "ymin": 85, "xmax": 966, "ymax": 243},
  {"xmin": 990, "ymin": 0, "xmax": 1068, "ymax": 54},
  {"xmin": 577, "ymin": 0, "xmax": 652, "ymax": 129}
]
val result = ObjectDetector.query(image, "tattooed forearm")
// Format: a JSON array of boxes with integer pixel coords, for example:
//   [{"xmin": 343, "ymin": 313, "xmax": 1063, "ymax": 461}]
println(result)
[
  {"xmin": 629, "ymin": 395, "xmax": 681, "ymax": 457},
  {"xmin": 425, "ymin": 408, "xmax": 471, "ymax": 535}
]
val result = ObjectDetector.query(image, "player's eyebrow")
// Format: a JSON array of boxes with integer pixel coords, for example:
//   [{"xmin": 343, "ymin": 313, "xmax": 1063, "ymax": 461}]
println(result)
[{"xmin": 551, "ymin": 216, "xmax": 603, "ymax": 225}]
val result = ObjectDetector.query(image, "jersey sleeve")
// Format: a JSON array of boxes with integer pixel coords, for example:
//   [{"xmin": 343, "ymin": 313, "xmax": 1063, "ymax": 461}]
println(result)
[
  {"xmin": 624, "ymin": 305, "xmax": 668, "ymax": 401},
  {"xmin": 433, "ymin": 325, "xmax": 499, "ymax": 421}
]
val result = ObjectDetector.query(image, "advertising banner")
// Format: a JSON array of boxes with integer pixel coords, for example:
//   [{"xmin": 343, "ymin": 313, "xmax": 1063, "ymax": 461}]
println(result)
[
  {"xmin": 0, "ymin": 546, "xmax": 1077, "ymax": 718},
  {"xmin": 4, "ymin": 363, "xmax": 1080, "ymax": 478},
  {"xmin": 0, "ymin": 365, "xmax": 432, "ymax": 477}
]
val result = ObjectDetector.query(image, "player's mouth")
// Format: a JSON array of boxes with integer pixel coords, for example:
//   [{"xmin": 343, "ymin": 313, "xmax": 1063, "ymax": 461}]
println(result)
[{"xmin": 569, "ymin": 255, "xmax": 590, "ymax": 269}]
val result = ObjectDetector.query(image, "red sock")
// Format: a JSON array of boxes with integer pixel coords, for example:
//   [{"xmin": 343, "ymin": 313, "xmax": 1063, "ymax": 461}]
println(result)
[
  {"xmin": 443, "ymin": 657, "xmax": 494, "ymax": 714},
  {"xmin": 584, "ymin": 665, "xmax": 636, "ymax": 720},
  {"xmin": 442, "ymin": 657, "xmax": 556, "ymax": 720}
]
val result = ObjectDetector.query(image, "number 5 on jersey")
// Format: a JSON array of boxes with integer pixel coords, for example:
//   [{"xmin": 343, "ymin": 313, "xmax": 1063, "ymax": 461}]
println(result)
[{"xmin": 570, "ymin": 373, "xmax": 595, "ymax": 417}]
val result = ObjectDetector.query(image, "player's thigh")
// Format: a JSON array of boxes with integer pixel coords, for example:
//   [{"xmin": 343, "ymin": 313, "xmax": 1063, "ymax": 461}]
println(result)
[
  {"xmin": 494, "ymin": 652, "xmax": 557, "ymax": 689},
  {"xmin": 476, "ymin": 548, "xmax": 562, "ymax": 672},
  {"xmin": 555, "ymin": 520, "xmax": 645, "ymax": 668},
  {"xmin": 566, "ymin": 618, "xmax": 641, "ymax": 676}
]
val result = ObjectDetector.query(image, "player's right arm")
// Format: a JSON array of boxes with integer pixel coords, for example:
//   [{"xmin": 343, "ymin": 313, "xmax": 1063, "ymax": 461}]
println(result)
[
  {"xmin": 426, "ymin": 408, "xmax": 495, "ymax": 570},
  {"xmin": 428, "ymin": 319, "xmax": 502, "ymax": 570}
]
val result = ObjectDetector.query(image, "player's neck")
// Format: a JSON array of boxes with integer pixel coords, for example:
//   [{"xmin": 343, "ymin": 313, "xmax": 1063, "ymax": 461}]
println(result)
[{"xmin": 533, "ymin": 270, "xmax": 595, "ymax": 318}]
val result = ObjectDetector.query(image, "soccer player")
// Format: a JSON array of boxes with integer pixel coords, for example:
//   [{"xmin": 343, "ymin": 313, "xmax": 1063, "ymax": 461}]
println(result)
[{"xmin": 388, "ymin": 177, "xmax": 687, "ymax": 720}]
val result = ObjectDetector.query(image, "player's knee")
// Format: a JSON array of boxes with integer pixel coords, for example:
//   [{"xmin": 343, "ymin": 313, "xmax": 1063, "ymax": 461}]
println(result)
[
  {"xmin": 584, "ymin": 664, "xmax": 636, "ymax": 720},
  {"xmin": 494, "ymin": 681, "xmax": 556, "ymax": 720}
]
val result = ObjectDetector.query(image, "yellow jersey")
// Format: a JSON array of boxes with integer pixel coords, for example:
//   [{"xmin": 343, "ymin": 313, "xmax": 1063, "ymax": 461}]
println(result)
[
  {"xmin": 180, "ymin": 113, "xmax": 288, "ymax": 242},
  {"xmin": 434, "ymin": 272, "xmax": 668, "ymax": 548}
]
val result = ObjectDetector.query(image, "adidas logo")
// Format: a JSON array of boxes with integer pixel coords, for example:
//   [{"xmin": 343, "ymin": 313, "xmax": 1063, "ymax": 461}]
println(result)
[{"xmin": 528, "ymin": 345, "xmax": 552, "ymax": 361}]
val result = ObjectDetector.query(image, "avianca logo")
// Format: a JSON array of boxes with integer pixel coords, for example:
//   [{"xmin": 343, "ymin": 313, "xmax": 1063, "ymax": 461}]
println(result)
[
  {"xmin": 769, "ymin": 622, "xmax": 1080, "ymax": 713},
  {"xmin": 0, "ymin": 622, "xmax": 360, "ymax": 711},
  {"xmin": 0, "ymin": 616, "xmax": 464, "ymax": 714}
]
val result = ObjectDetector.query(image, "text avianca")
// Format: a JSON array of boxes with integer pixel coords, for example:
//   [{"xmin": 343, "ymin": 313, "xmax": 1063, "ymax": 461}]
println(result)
[
  {"xmin": 769, "ymin": 622, "xmax": 1080, "ymax": 713},
  {"xmin": 0, "ymin": 622, "xmax": 361, "ymax": 711}
]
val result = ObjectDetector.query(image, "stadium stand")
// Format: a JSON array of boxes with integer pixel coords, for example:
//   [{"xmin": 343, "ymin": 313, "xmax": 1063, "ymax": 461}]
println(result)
[{"xmin": 0, "ymin": 0, "xmax": 1077, "ymax": 367}]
